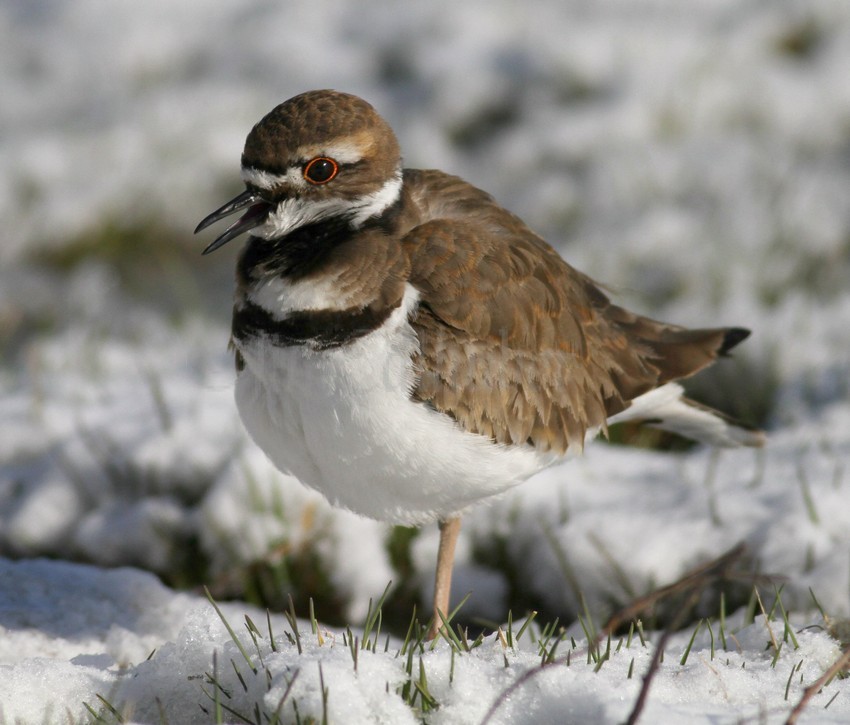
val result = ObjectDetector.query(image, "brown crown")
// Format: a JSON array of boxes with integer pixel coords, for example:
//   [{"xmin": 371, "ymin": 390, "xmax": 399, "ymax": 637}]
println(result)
[{"xmin": 241, "ymin": 89, "xmax": 401, "ymax": 174}]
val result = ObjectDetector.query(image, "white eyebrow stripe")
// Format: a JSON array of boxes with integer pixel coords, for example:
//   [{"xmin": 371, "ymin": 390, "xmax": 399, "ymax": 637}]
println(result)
[
  {"xmin": 240, "ymin": 132, "xmax": 373, "ymax": 191},
  {"xmin": 297, "ymin": 133, "xmax": 370, "ymax": 165},
  {"xmin": 318, "ymin": 140, "xmax": 365, "ymax": 165}
]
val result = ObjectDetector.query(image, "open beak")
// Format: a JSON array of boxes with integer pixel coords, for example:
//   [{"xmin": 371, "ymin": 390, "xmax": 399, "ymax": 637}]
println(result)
[{"xmin": 195, "ymin": 189, "xmax": 273, "ymax": 255}]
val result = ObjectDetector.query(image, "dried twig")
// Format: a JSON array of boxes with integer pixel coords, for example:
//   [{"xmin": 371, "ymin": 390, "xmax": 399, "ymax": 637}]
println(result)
[
  {"xmin": 622, "ymin": 544, "xmax": 752, "ymax": 725},
  {"xmin": 625, "ymin": 589, "xmax": 700, "ymax": 725},
  {"xmin": 785, "ymin": 645, "xmax": 850, "ymax": 725},
  {"xmin": 600, "ymin": 542, "xmax": 755, "ymax": 638},
  {"xmin": 480, "ymin": 543, "xmax": 753, "ymax": 725}
]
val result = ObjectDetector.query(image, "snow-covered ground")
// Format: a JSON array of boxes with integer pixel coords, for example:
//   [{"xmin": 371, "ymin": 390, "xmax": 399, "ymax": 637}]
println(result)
[
  {"xmin": 2, "ymin": 557, "xmax": 849, "ymax": 724},
  {"xmin": 2, "ymin": 0, "xmax": 850, "ymax": 722}
]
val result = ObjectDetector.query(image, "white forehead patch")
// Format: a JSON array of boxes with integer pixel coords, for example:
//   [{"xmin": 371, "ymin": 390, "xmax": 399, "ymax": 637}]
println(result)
[
  {"xmin": 241, "ymin": 166, "xmax": 299, "ymax": 191},
  {"xmin": 242, "ymin": 166, "xmax": 298, "ymax": 191}
]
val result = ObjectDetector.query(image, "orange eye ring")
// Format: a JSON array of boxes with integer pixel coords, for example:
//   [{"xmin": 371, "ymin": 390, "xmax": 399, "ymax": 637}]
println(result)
[{"xmin": 303, "ymin": 157, "xmax": 339, "ymax": 184}]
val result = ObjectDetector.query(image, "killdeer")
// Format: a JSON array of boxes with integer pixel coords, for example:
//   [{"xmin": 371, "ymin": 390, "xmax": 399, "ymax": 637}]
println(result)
[{"xmin": 196, "ymin": 90, "xmax": 764, "ymax": 639}]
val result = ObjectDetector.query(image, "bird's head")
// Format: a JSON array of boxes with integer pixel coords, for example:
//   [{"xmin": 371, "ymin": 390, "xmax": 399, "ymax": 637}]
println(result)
[{"xmin": 196, "ymin": 90, "xmax": 402, "ymax": 254}]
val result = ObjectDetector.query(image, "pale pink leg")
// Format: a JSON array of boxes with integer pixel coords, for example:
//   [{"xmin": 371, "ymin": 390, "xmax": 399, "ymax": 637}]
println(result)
[{"xmin": 427, "ymin": 516, "xmax": 462, "ymax": 640}]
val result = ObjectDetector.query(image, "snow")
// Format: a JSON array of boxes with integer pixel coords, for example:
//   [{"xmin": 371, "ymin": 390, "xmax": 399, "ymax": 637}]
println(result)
[
  {"xmin": 2, "ymin": 0, "xmax": 850, "ymax": 722},
  {"xmin": 1, "ymin": 558, "xmax": 849, "ymax": 724}
]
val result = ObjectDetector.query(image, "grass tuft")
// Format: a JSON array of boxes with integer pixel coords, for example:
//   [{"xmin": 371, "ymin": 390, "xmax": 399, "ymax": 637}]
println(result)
[
  {"xmin": 361, "ymin": 582, "xmax": 392, "ymax": 651},
  {"xmin": 706, "ymin": 617, "xmax": 716, "ymax": 660},
  {"xmin": 796, "ymin": 463, "xmax": 820, "ymax": 525},
  {"xmin": 204, "ymin": 587, "xmax": 256, "ymax": 672},
  {"xmin": 513, "ymin": 611, "xmax": 537, "ymax": 646},
  {"xmin": 680, "ymin": 620, "xmax": 704, "ymax": 666},
  {"xmin": 773, "ymin": 586, "xmax": 800, "ymax": 650}
]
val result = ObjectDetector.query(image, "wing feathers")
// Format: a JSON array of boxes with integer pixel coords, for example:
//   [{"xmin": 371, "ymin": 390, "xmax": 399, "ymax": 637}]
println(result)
[{"xmin": 401, "ymin": 169, "xmax": 759, "ymax": 454}]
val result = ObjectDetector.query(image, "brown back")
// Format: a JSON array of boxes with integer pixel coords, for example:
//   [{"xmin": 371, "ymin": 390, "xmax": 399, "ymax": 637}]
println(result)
[{"xmin": 402, "ymin": 169, "xmax": 737, "ymax": 454}]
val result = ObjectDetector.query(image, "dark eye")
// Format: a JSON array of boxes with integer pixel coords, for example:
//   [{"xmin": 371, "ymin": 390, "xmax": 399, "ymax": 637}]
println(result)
[{"xmin": 303, "ymin": 157, "xmax": 339, "ymax": 184}]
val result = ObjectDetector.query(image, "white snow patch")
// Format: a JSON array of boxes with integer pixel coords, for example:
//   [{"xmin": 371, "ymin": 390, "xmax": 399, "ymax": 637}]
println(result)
[{"xmin": 1, "ymin": 558, "xmax": 849, "ymax": 724}]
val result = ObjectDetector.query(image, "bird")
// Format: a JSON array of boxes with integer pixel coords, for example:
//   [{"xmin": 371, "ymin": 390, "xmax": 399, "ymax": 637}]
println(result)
[{"xmin": 195, "ymin": 89, "xmax": 764, "ymax": 640}]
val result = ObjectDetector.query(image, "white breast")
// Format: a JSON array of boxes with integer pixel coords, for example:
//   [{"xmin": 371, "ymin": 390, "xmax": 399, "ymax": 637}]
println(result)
[{"xmin": 233, "ymin": 284, "xmax": 555, "ymax": 525}]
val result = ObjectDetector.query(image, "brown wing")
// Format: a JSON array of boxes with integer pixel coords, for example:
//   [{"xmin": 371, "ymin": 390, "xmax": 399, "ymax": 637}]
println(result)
[{"xmin": 401, "ymin": 171, "xmax": 740, "ymax": 454}]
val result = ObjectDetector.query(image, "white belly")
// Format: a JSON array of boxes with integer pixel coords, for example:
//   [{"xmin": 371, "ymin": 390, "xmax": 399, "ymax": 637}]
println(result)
[{"xmin": 234, "ymin": 286, "xmax": 554, "ymax": 525}]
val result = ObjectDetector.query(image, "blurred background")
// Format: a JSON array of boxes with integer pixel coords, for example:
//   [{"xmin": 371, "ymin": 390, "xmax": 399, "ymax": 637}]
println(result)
[{"xmin": 1, "ymin": 0, "xmax": 849, "ymax": 630}]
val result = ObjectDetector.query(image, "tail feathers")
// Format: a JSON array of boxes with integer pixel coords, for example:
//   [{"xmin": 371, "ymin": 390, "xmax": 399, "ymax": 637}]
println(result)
[{"xmin": 607, "ymin": 383, "xmax": 765, "ymax": 448}]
